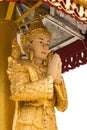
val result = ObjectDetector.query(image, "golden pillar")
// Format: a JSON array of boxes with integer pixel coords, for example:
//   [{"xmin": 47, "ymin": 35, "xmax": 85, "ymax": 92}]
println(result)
[
  {"xmin": 0, "ymin": 2, "xmax": 8, "ymax": 19},
  {"xmin": 0, "ymin": 19, "xmax": 16, "ymax": 130}
]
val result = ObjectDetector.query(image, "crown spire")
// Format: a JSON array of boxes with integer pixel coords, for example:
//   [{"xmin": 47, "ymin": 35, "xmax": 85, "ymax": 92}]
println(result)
[{"xmin": 27, "ymin": 7, "xmax": 46, "ymax": 33}]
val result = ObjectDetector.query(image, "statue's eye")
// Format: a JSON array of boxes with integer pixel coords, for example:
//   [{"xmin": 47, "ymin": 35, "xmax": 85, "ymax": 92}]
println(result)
[
  {"xmin": 46, "ymin": 44, "xmax": 49, "ymax": 46},
  {"xmin": 40, "ymin": 41, "xmax": 43, "ymax": 44}
]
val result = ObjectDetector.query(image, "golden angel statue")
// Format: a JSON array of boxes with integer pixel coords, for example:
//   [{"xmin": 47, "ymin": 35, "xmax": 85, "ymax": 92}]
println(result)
[{"xmin": 7, "ymin": 9, "xmax": 68, "ymax": 130}]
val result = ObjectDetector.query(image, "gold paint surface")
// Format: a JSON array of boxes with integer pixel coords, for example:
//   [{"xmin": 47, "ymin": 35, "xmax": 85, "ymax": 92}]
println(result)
[
  {"xmin": 5, "ymin": 2, "xmax": 16, "ymax": 20},
  {"xmin": 0, "ymin": 20, "xmax": 16, "ymax": 130},
  {"xmin": 74, "ymin": 0, "xmax": 87, "ymax": 7},
  {"xmin": 0, "ymin": 2, "xmax": 8, "ymax": 19}
]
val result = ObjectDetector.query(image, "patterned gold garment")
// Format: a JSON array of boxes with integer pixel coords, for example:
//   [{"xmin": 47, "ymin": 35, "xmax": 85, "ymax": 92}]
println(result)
[{"xmin": 7, "ymin": 57, "xmax": 68, "ymax": 130}]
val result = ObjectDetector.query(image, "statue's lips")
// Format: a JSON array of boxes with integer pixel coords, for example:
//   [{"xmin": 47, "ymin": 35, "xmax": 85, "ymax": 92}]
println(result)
[{"xmin": 41, "ymin": 52, "xmax": 46, "ymax": 55}]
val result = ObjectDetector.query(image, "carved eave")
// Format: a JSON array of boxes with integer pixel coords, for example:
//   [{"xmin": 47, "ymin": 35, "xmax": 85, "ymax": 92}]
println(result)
[{"xmin": 42, "ymin": 0, "xmax": 87, "ymax": 24}]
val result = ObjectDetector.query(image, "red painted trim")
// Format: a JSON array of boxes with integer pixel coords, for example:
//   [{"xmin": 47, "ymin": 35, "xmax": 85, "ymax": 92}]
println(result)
[
  {"xmin": 56, "ymin": 40, "xmax": 87, "ymax": 60},
  {"xmin": 55, "ymin": 39, "xmax": 87, "ymax": 73},
  {"xmin": 42, "ymin": 0, "xmax": 87, "ymax": 24}
]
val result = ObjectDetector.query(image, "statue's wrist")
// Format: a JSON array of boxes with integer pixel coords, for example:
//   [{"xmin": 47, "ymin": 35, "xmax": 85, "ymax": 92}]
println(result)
[{"xmin": 54, "ymin": 76, "xmax": 63, "ymax": 85}]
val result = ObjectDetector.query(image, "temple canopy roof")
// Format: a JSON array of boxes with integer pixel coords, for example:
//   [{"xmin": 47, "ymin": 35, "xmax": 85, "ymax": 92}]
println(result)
[{"xmin": 0, "ymin": 0, "xmax": 87, "ymax": 73}]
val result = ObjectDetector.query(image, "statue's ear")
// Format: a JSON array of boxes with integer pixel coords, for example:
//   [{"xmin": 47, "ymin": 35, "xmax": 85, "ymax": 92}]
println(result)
[{"xmin": 25, "ymin": 40, "xmax": 32, "ymax": 48}]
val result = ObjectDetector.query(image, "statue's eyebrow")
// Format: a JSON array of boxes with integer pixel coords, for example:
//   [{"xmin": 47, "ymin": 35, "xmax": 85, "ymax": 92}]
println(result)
[
  {"xmin": 39, "ymin": 38, "xmax": 50, "ymax": 43},
  {"xmin": 39, "ymin": 38, "xmax": 44, "ymax": 40}
]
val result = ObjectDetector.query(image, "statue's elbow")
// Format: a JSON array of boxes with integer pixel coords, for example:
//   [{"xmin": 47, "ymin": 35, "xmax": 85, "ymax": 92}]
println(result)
[{"xmin": 56, "ymin": 100, "xmax": 68, "ymax": 112}]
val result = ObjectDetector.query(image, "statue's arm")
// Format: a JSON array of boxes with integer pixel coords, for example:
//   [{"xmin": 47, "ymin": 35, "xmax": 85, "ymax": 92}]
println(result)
[
  {"xmin": 10, "ymin": 75, "xmax": 53, "ymax": 101},
  {"xmin": 54, "ymin": 77, "xmax": 68, "ymax": 111},
  {"xmin": 7, "ymin": 57, "xmax": 53, "ymax": 101}
]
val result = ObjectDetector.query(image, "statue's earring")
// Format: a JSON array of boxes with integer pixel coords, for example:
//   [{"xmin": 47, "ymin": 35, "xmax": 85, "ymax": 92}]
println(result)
[
  {"xmin": 28, "ymin": 41, "xmax": 34, "ymax": 61},
  {"xmin": 29, "ymin": 49, "xmax": 34, "ymax": 61}
]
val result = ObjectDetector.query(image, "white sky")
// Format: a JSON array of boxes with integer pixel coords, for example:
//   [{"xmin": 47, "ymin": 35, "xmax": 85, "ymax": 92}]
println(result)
[{"xmin": 56, "ymin": 64, "xmax": 87, "ymax": 130}]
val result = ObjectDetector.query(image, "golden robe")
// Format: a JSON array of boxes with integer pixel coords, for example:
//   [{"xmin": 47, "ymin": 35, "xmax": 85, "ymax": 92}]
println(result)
[{"xmin": 7, "ymin": 57, "xmax": 68, "ymax": 130}]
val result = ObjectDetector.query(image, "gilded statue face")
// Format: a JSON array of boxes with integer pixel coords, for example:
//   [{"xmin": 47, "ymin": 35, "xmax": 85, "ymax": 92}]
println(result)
[{"xmin": 30, "ymin": 33, "xmax": 51, "ymax": 62}]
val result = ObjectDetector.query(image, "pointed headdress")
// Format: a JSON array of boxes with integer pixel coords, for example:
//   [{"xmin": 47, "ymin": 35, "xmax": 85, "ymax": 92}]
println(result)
[{"xmin": 24, "ymin": 8, "xmax": 51, "ymax": 41}]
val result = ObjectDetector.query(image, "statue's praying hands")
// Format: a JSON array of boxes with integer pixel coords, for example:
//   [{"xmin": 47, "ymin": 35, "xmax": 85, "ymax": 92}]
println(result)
[{"xmin": 48, "ymin": 54, "xmax": 62, "ymax": 84}]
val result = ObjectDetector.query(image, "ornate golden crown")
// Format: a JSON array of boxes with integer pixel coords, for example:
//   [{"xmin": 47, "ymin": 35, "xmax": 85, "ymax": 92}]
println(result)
[{"xmin": 23, "ymin": 8, "xmax": 51, "ymax": 40}]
